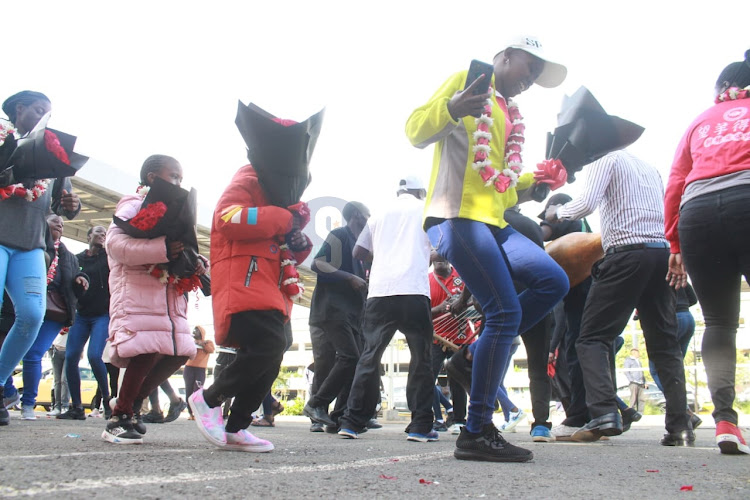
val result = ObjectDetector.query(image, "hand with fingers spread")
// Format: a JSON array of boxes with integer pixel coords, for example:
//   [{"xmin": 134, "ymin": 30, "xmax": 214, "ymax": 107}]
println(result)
[{"xmin": 447, "ymin": 75, "xmax": 492, "ymax": 121}]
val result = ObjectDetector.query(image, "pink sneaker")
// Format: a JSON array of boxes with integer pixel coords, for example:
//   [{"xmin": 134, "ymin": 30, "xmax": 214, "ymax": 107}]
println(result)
[
  {"xmin": 189, "ymin": 389, "xmax": 226, "ymax": 447},
  {"xmin": 224, "ymin": 429, "xmax": 274, "ymax": 453},
  {"xmin": 716, "ymin": 421, "xmax": 750, "ymax": 455}
]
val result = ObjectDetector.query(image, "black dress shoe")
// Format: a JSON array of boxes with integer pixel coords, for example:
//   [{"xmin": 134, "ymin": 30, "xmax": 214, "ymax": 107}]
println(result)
[
  {"xmin": 445, "ymin": 345, "xmax": 472, "ymax": 394},
  {"xmin": 660, "ymin": 429, "xmax": 695, "ymax": 447},
  {"xmin": 303, "ymin": 403, "xmax": 336, "ymax": 427},
  {"xmin": 366, "ymin": 418, "xmax": 382, "ymax": 429},
  {"xmin": 689, "ymin": 413, "xmax": 703, "ymax": 430},
  {"xmin": 571, "ymin": 412, "xmax": 623, "ymax": 442},
  {"xmin": 621, "ymin": 407, "xmax": 642, "ymax": 433}
]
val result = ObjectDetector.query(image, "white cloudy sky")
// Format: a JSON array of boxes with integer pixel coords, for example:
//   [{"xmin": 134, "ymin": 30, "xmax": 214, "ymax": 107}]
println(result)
[{"xmin": 3, "ymin": 0, "xmax": 747, "ymax": 227}]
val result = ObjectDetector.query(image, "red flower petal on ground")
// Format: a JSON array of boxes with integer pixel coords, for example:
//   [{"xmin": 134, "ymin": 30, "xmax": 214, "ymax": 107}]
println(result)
[
  {"xmin": 379, "ymin": 474, "xmax": 396, "ymax": 480},
  {"xmin": 419, "ymin": 479, "xmax": 433, "ymax": 485},
  {"xmin": 680, "ymin": 486, "xmax": 693, "ymax": 491}
]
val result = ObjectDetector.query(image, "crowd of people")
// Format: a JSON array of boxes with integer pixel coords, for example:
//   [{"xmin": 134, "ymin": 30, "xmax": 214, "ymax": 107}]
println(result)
[{"xmin": 0, "ymin": 37, "xmax": 748, "ymax": 462}]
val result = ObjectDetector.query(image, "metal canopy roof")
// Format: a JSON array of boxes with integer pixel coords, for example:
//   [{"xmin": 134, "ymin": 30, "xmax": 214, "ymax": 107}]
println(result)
[{"xmin": 64, "ymin": 177, "xmax": 316, "ymax": 307}]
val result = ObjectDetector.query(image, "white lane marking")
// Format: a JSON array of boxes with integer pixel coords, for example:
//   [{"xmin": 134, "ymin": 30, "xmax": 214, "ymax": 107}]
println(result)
[
  {"xmin": 0, "ymin": 449, "xmax": 194, "ymax": 461},
  {"xmin": 0, "ymin": 450, "xmax": 454, "ymax": 497}
]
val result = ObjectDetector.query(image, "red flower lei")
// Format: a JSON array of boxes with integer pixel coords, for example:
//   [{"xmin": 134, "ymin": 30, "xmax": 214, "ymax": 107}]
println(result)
[
  {"xmin": 148, "ymin": 265, "xmax": 203, "ymax": 294},
  {"xmin": 715, "ymin": 85, "xmax": 750, "ymax": 104},
  {"xmin": 47, "ymin": 240, "xmax": 61, "ymax": 284},
  {"xmin": 0, "ymin": 178, "xmax": 50, "ymax": 202},
  {"xmin": 472, "ymin": 94, "xmax": 525, "ymax": 193},
  {"xmin": 0, "ymin": 120, "xmax": 15, "ymax": 147}
]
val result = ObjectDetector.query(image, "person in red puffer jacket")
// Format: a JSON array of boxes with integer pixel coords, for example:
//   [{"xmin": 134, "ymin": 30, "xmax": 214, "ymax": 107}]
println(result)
[{"xmin": 189, "ymin": 102, "xmax": 320, "ymax": 453}]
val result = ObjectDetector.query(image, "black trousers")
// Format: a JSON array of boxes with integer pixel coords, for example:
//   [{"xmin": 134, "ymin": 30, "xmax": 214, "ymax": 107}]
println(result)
[
  {"xmin": 562, "ymin": 278, "xmax": 593, "ymax": 427},
  {"xmin": 183, "ymin": 366, "xmax": 206, "ymax": 416},
  {"xmin": 203, "ymin": 310, "xmax": 287, "ymax": 433},
  {"xmin": 679, "ymin": 186, "xmax": 750, "ymax": 425},
  {"xmin": 308, "ymin": 319, "xmax": 362, "ymax": 415},
  {"xmin": 576, "ymin": 248, "xmax": 688, "ymax": 432},
  {"xmin": 340, "ymin": 295, "xmax": 433, "ymax": 434},
  {"xmin": 520, "ymin": 312, "xmax": 553, "ymax": 428},
  {"xmin": 213, "ymin": 351, "xmax": 236, "ymax": 417},
  {"xmin": 430, "ymin": 342, "xmax": 467, "ymax": 423}
]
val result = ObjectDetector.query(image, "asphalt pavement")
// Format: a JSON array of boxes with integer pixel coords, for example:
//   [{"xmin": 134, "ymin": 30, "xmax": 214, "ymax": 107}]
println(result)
[{"xmin": 0, "ymin": 410, "xmax": 748, "ymax": 499}]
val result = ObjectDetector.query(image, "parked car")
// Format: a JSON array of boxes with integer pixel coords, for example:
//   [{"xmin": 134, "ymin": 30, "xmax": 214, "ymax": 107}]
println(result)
[{"xmin": 13, "ymin": 367, "xmax": 99, "ymax": 411}]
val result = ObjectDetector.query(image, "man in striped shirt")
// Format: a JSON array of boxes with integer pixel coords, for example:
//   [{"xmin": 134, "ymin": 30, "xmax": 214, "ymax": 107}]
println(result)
[{"xmin": 544, "ymin": 150, "xmax": 691, "ymax": 446}]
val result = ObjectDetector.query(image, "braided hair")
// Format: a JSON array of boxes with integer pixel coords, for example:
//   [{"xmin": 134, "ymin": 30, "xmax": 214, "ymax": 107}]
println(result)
[
  {"xmin": 139, "ymin": 154, "xmax": 179, "ymax": 186},
  {"xmin": 716, "ymin": 49, "xmax": 750, "ymax": 94},
  {"xmin": 1, "ymin": 90, "xmax": 51, "ymax": 124}
]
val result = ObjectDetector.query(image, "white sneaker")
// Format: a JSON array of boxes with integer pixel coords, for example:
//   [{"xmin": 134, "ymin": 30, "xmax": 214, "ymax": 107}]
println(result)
[
  {"xmin": 46, "ymin": 407, "xmax": 61, "ymax": 417},
  {"xmin": 89, "ymin": 408, "xmax": 101, "ymax": 418},
  {"xmin": 20, "ymin": 406, "xmax": 37, "ymax": 420},
  {"xmin": 448, "ymin": 423, "xmax": 464, "ymax": 435},
  {"xmin": 224, "ymin": 429, "xmax": 274, "ymax": 453},
  {"xmin": 502, "ymin": 409, "xmax": 526, "ymax": 432},
  {"xmin": 550, "ymin": 424, "xmax": 581, "ymax": 441},
  {"xmin": 189, "ymin": 389, "xmax": 227, "ymax": 447}
]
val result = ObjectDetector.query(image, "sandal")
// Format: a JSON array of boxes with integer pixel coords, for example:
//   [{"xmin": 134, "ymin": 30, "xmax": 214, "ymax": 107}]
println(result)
[
  {"xmin": 270, "ymin": 401, "xmax": 285, "ymax": 417},
  {"xmin": 250, "ymin": 416, "xmax": 275, "ymax": 427}
]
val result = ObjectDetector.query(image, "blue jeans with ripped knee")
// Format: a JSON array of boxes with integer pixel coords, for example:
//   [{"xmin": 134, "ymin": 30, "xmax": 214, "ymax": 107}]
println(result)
[
  {"xmin": 0, "ymin": 246, "xmax": 46, "ymax": 386},
  {"xmin": 427, "ymin": 219, "xmax": 568, "ymax": 433}
]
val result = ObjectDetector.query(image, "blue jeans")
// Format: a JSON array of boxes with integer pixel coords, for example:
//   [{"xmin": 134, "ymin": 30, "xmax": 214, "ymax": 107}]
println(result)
[
  {"xmin": 649, "ymin": 310, "xmax": 695, "ymax": 393},
  {"xmin": 427, "ymin": 219, "xmax": 569, "ymax": 433},
  {"xmin": 433, "ymin": 384, "xmax": 453, "ymax": 420},
  {"xmin": 496, "ymin": 342, "xmax": 520, "ymax": 420},
  {"xmin": 0, "ymin": 246, "xmax": 46, "ymax": 385},
  {"xmin": 4, "ymin": 319, "xmax": 64, "ymax": 406},
  {"xmin": 65, "ymin": 313, "xmax": 110, "ymax": 407}
]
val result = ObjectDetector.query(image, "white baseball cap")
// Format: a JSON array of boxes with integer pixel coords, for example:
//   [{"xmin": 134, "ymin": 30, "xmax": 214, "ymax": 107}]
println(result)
[
  {"xmin": 495, "ymin": 35, "xmax": 567, "ymax": 88},
  {"xmin": 398, "ymin": 175, "xmax": 425, "ymax": 191}
]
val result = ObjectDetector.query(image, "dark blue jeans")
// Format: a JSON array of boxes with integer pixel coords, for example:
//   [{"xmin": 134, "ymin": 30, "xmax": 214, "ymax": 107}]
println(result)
[
  {"xmin": 650, "ymin": 310, "xmax": 695, "ymax": 393},
  {"xmin": 427, "ymin": 219, "xmax": 568, "ymax": 433},
  {"xmin": 679, "ymin": 185, "xmax": 750, "ymax": 425},
  {"xmin": 65, "ymin": 313, "xmax": 110, "ymax": 408}
]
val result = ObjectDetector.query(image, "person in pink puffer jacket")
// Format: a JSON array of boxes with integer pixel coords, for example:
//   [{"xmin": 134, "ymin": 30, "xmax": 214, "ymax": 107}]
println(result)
[{"xmin": 103, "ymin": 154, "xmax": 203, "ymax": 445}]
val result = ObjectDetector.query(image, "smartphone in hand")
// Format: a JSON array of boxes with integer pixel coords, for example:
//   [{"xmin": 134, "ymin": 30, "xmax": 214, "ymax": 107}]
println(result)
[{"xmin": 464, "ymin": 59, "xmax": 494, "ymax": 96}]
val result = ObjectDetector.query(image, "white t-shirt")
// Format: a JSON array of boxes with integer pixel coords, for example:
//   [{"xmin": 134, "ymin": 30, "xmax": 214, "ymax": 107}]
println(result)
[
  {"xmin": 52, "ymin": 333, "xmax": 68, "ymax": 350},
  {"xmin": 356, "ymin": 193, "xmax": 431, "ymax": 299}
]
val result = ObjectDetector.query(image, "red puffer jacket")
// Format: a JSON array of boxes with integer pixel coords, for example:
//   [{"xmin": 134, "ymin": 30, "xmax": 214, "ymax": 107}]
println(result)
[{"xmin": 210, "ymin": 165, "xmax": 311, "ymax": 345}]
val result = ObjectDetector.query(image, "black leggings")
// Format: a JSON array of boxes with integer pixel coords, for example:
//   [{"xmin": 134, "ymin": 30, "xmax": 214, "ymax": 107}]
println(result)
[{"xmin": 679, "ymin": 185, "xmax": 750, "ymax": 425}]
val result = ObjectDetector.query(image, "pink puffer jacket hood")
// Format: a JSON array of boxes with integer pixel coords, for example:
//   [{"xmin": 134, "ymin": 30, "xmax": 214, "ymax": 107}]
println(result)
[{"xmin": 106, "ymin": 194, "xmax": 196, "ymax": 368}]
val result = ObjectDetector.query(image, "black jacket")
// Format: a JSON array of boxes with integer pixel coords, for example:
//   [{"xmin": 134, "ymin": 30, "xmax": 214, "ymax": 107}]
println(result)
[{"xmin": 75, "ymin": 249, "xmax": 110, "ymax": 316}]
